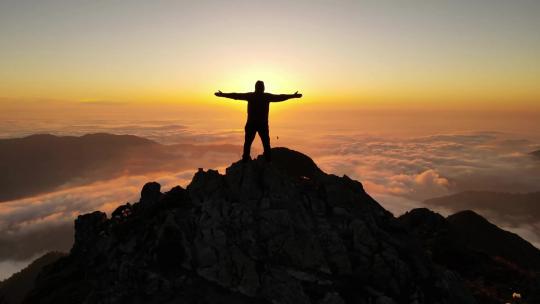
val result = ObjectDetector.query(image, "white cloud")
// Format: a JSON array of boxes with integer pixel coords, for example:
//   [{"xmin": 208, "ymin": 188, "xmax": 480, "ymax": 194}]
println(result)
[{"xmin": 313, "ymin": 131, "xmax": 540, "ymax": 198}]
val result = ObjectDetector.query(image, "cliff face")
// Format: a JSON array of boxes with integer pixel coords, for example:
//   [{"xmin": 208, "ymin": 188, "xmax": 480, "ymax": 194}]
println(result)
[{"xmin": 25, "ymin": 148, "xmax": 475, "ymax": 304}]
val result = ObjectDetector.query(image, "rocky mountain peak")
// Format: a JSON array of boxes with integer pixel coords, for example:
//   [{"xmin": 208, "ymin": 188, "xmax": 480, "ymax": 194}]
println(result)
[{"xmin": 25, "ymin": 148, "xmax": 475, "ymax": 304}]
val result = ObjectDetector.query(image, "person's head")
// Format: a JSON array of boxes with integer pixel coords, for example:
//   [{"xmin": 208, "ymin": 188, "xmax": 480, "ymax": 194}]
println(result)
[{"xmin": 255, "ymin": 80, "xmax": 265, "ymax": 93}]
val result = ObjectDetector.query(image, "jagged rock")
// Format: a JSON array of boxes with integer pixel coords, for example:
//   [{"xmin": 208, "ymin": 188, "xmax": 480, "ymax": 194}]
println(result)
[
  {"xmin": 25, "ymin": 148, "xmax": 476, "ymax": 304},
  {"xmin": 72, "ymin": 211, "xmax": 107, "ymax": 255},
  {"xmin": 140, "ymin": 181, "xmax": 161, "ymax": 205}
]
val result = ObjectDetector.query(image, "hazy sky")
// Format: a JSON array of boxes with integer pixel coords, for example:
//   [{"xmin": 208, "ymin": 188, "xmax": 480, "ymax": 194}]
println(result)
[{"xmin": 1, "ymin": 0, "xmax": 539, "ymax": 109}]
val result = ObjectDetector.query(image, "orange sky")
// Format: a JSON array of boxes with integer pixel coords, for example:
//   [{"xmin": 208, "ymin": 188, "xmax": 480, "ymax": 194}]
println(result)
[{"xmin": 0, "ymin": 0, "xmax": 539, "ymax": 112}]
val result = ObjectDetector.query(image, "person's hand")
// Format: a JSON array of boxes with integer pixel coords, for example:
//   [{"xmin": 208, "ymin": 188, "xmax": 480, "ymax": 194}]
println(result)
[
  {"xmin": 215, "ymin": 90, "xmax": 223, "ymax": 97},
  {"xmin": 293, "ymin": 91, "xmax": 302, "ymax": 98}
]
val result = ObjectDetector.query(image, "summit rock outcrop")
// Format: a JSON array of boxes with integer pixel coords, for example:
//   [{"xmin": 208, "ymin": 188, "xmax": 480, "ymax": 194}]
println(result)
[{"xmin": 25, "ymin": 148, "xmax": 475, "ymax": 304}]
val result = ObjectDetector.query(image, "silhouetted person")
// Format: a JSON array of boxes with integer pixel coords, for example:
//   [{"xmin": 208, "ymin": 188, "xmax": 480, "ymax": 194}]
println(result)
[{"xmin": 215, "ymin": 80, "xmax": 302, "ymax": 162}]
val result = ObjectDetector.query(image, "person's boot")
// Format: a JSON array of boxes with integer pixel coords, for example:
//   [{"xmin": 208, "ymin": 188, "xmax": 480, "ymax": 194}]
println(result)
[
  {"xmin": 263, "ymin": 151, "xmax": 272, "ymax": 162},
  {"xmin": 242, "ymin": 154, "xmax": 251, "ymax": 163}
]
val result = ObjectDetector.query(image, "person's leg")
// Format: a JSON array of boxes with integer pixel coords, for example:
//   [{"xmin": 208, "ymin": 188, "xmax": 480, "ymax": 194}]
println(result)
[
  {"xmin": 243, "ymin": 124, "xmax": 256, "ymax": 162},
  {"xmin": 258, "ymin": 125, "xmax": 271, "ymax": 161}
]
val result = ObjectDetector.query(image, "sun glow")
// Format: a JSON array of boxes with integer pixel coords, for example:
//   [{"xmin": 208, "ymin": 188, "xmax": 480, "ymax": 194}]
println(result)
[{"xmin": 212, "ymin": 65, "xmax": 301, "ymax": 95}]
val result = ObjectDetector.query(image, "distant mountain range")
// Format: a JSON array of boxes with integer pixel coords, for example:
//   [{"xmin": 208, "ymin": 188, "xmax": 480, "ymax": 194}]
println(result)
[
  {"xmin": 424, "ymin": 191, "xmax": 540, "ymax": 225},
  {"xmin": 0, "ymin": 133, "xmax": 239, "ymax": 202},
  {"xmin": 423, "ymin": 191, "xmax": 540, "ymax": 250}
]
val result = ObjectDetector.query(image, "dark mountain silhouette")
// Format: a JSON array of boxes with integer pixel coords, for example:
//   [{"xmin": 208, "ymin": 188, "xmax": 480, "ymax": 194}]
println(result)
[
  {"xmin": 424, "ymin": 191, "xmax": 540, "ymax": 217},
  {"xmin": 447, "ymin": 210, "xmax": 540, "ymax": 268},
  {"xmin": 0, "ymin": 252, "xmax": 65, "ymax": 304},
  {"xmin": 0, "ymin": 133, "xmax": 239, "ymax": 202},
  {"xmin": 399, "ymin": 208, "xmax": 540, "ymax": 304},
  {"xmin": 423, "ymin": 191, "xmax": 540, "ymax": 229},
  {"xmin": 23, "ymin": 148, "xmax": 475, "ymax": 304}
]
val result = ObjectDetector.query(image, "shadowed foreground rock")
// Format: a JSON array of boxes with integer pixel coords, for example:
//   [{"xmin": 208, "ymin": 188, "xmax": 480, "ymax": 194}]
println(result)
[
  {"xmin": 24, "ymin": 148, "xmax": 475, "ymax": 304},
  {"xmin": 399, "ymin": 208, "xmax": 540, "ymax": 304},
  {"xmin": 0, "ymin": 252, "xmax": 65, "ymax": 304}
]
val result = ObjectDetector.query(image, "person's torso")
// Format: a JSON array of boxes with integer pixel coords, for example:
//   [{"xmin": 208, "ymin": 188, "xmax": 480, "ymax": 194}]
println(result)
[{"xmin": 246, "ymin": 93, "xmax": 270, "ymax": 125}]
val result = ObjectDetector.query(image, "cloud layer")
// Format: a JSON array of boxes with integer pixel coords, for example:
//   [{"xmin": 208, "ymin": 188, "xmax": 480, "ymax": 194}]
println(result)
[
  {"xmin": 314, "ymin": 132, "xmax": 540, "ymax": 201},
  {"xmin": 1, "ymin": 120, "xmax": 539, "ymax": 280}
]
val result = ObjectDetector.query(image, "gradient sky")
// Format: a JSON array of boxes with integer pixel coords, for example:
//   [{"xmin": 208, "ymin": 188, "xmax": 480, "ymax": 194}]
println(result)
[{"xmin": 1, "ymin": 0, "xmax": 539, "ymax": 109}]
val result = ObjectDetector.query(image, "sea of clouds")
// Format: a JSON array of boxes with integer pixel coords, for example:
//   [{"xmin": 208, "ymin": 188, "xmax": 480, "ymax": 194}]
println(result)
[
  {"xmin": 314, "ymin": 132, "xmax": 540, "ymax": 201},
  {"xmin": 0, "ymin": 119, "xmax": 539, "ymax": 279}
]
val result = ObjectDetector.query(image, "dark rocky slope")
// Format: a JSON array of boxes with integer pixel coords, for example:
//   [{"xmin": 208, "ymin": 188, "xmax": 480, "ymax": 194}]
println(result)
[
  {"xmin": 399, "ymin": 208, "xmax": 540, "ymax": 304},
  {"xmin": 0, "ymin": 252, "xmax": 65, "ymax": 304},
  {"xmin": 25, "ymin": 148, "xmax": 475, "ymax": 304}
]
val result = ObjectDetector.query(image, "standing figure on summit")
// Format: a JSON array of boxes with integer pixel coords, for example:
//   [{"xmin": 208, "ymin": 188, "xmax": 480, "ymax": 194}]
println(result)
[{"xmin": 215, "ymin": 80, "xmax": 302, "ymax": 162}]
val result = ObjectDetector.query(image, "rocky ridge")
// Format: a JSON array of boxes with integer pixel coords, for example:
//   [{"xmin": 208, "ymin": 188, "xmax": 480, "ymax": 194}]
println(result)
[
  {"xmin": 25, "ymin": 148, "xmax": 475, "ymax": 304},
  {"xmin": 399, "ymin": 208, "xmax": 540, "ymax": 304}
]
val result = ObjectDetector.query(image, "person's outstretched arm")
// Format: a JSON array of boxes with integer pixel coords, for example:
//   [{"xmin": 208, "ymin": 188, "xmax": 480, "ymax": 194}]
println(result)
[
  {"xmin": 214, "ymin": 91, "xmax": 250, "ymax": 100},
  {"xmin": 268, "ymin": 91, "xmax": 302, "ymax": 102}
]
